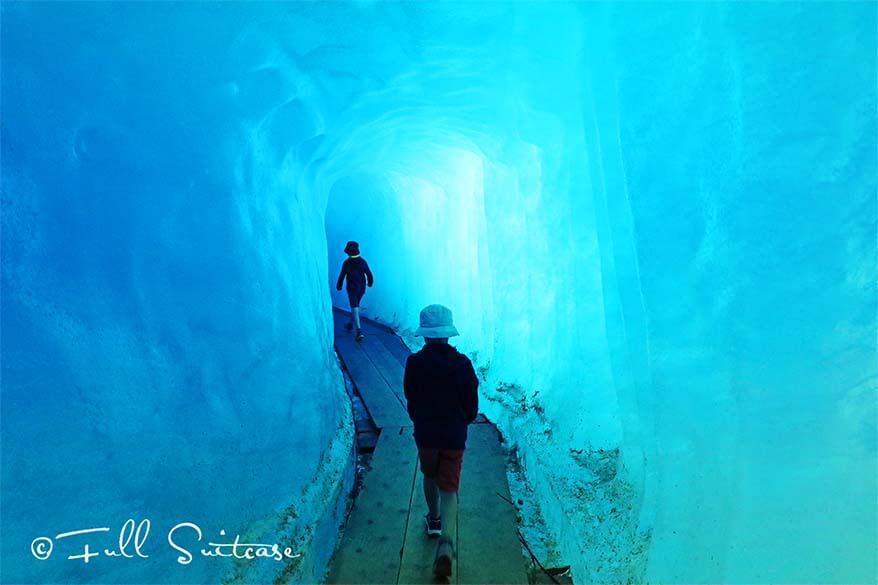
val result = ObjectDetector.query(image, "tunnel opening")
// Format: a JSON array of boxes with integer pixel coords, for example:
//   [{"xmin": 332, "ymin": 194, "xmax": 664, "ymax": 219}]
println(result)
[
  {"xmin": 316, "ymin": 129, "xmax": 642, "ymax": 581},
  {"xmin": 325, "ymin": 172, "xmax": 406, "ymax": 328}
]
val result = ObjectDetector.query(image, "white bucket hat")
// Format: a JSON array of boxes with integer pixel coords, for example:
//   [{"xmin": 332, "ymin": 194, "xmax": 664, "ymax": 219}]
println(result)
[{"xmin": 414, "ymin": 304, "xmax": 460, "ymax": 338}]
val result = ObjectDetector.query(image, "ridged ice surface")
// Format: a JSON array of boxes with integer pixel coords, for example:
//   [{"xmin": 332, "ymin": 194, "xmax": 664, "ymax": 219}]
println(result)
[{"xmin": 3, "ymin": 2, "xmax": 876, "ymax": 584}]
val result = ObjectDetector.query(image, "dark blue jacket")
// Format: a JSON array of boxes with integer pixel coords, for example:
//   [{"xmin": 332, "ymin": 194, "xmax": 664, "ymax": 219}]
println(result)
[
  {"xmin": 336, "ymin": 256, "xmax": 373, "ymax": 294},
  {"xmin": 403, "ymin": 343, "xmax": 479, "ymax": 449}
]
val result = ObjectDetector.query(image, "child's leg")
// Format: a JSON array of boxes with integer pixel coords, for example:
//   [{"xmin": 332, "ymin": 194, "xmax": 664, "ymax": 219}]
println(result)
[
  {"xmin": 346, "ymin": 290, "xmax": 359, "ymax": 330},
  {"xmin": 434, "ymin": 489, "xmax": 457, "ymax": 576},
  {"xmin": 438, "ymin": 489, "xmax": 458, "ymax": 543},
  {"xmin": 423, "ymin": 475, "xmax": 440, "ymax": 519}
]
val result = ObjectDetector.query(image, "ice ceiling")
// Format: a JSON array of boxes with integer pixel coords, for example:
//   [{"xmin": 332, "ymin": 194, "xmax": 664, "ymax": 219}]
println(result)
[{"xmin": 2, "ymin": 2, "xmax": 876, "ymax": 584}]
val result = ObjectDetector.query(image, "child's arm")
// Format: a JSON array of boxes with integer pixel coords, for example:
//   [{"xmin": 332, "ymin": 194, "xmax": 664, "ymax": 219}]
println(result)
[
  {"xmin": 403, "ymin": 355, "xmax": 417, "ymax": 422},
  {"xmin": 460, "ymin": 357, "xmax": 479, "ymax": 423},
  {"xmin": 336, "ymin": 262, "xmax": 347, "ymax": 291},
  {"xmin": 364, "ymin": 260, "xmax": 374, "ymax": 287}
]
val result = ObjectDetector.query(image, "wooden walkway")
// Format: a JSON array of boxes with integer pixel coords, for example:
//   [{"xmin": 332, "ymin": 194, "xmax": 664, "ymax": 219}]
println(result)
[{"xmin": 325, "ymin": 308, "xmax": 528, "ymax": 585}]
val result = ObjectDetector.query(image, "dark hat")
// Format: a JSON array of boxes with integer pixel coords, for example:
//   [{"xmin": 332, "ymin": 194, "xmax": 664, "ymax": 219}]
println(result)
[{"xmin": 344, "ymin": 241, "xmax": 360, "ymax": 255}]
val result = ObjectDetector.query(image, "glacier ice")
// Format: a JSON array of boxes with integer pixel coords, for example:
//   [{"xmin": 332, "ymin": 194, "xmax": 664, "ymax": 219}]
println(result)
[
  {"xmin": 2, "ymin": 1, "xmax": 876, "ymax": 584},
  {"xmin": 1, "ymin": 4, "xmax": 355, "ymax": 583}
]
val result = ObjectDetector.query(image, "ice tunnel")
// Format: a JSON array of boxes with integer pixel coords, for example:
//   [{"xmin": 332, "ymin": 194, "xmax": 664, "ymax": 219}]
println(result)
[{"xmin": 2, "ymin": 2, "xmax": 876, "ymax": 584}]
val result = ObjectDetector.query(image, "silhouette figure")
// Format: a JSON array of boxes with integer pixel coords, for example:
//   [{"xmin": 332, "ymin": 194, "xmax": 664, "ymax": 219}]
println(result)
[{"xmin": 336, "ymin": 240, "xmax": 373, "ymax": 341}]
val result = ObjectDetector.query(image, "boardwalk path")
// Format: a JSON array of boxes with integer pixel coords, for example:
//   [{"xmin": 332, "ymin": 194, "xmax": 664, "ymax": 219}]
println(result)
[{"xmin": 325, "ymin": 308, "xmax": 528, "ymax": 585}]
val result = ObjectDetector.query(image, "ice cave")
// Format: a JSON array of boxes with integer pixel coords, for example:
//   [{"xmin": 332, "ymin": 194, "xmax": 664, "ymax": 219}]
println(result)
[{"xmin": 1, "ymin": 2, "xmax": 876, "ymax": 584}]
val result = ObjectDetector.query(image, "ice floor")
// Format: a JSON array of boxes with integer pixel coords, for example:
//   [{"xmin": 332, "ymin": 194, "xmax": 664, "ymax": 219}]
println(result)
[{"xmin": 2, "ymin": 2, "xmax": 876, "ymax": 584}]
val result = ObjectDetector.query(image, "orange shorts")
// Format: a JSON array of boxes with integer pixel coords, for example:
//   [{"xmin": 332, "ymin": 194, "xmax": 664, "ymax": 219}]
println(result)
[{"xmin": 418, "ymin": 448, "xmax": 464, "ymax": 492}]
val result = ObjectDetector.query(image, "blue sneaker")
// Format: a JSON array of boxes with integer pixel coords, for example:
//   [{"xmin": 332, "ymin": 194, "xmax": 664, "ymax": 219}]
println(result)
[{"xmin": 425, "ymin": 514, "xmax": 441, "ymax": 537}]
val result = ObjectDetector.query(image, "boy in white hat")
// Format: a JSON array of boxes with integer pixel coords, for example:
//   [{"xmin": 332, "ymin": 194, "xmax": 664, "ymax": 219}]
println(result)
[{"xmin": 403, "ymin": 304, "xmax": 479, "ymax": 578}]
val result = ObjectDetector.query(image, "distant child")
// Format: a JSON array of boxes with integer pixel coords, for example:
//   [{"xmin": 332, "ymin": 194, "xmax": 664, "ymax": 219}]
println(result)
[
  {"xmin": 403, "ymin": 304, "xmax": 479, "ymax": 578},
  {"xmin": 336, "ymin": 240, "xmax": 373, "ymax": 341}
]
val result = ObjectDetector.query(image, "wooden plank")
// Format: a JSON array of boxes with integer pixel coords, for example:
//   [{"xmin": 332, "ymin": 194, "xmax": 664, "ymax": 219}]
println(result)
[
  {"xmin": 456, "ymin": 424, "xmax": 528, "ymax": 585},
  {"xmin": 366, "ymin": 323, "xmax": 413, "ymax": 368},
  {"xmin": 335, "ymin": 335, "xmax": 411, "ymax": 429},
  {"xmin": 326, "ymin": 430, "xmax": 419, "ymax": 584},
  {"xmin": 380, "ymin": 334, "xmax": 413, "ymax": 368},
  {"xmin": 333, "ymin": 307, "xmax": 413, "ymax": 367},
  {"xmin": 359, "ymin": 337, "xmax": 408, "ymax": 406},
  {"xmin": 333, "ymin": 307, "xmax": 389, "ymax": 335}
]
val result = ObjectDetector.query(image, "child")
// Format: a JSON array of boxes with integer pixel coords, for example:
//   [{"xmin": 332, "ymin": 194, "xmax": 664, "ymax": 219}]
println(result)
[
  {"xmin": 336, "ymin": 240, "xmax": 373, "ymax": 341},
  {"xmin": 403, "ymin": 304, "xmax": 479, "ymax": 577}
]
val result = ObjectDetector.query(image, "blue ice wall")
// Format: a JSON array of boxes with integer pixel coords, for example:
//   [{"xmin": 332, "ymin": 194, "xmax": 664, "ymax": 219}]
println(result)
[
  {"xmin": 2, "ymin": 4, "xmax": 354, "ymax": 583},
  {"xmin": 597, "ymin": 5, "xmax": 877, "ymax": 582}
]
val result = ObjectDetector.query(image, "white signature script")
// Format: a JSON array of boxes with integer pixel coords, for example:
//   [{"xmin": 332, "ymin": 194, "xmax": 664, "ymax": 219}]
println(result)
[{"xmin": 31, "ymin": 519, "xmax": 303, "ymax": 564}]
